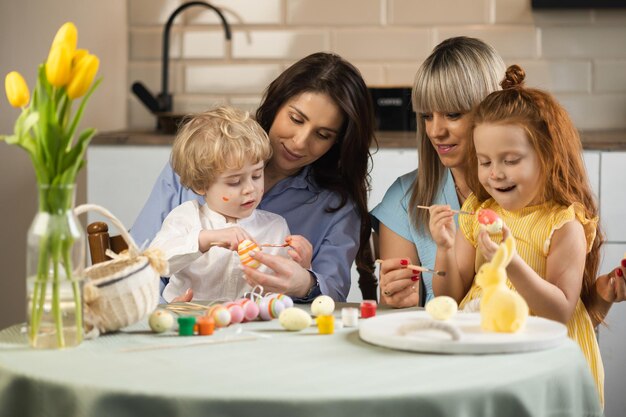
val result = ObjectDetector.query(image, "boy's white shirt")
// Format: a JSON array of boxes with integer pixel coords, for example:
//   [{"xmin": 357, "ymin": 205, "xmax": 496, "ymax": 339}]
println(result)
[{"xmin": 150, "ymin": 200, "xmax": 290, "ymax": 302}]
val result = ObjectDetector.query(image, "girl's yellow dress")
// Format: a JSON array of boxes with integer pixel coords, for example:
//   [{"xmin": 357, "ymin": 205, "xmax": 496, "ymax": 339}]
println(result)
[{"xmin": 460, "ymin": 194, "xmax": 604, "ymax": 406}]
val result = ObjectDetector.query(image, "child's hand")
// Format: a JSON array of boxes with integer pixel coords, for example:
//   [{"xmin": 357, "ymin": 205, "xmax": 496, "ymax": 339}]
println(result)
[
  {"xmin": 285, "ymin": 235, "xmax": 312, "ymax": 269},
  {"xmin": 428, "ymin": 205, "xmax": 456, "ymax": 249},
  {"xmin": 477, "ymin": 224, "xmax": 511, "ymax": 261},
  {"xmin": 170, "ymin": 288, "xmax": 193, "ymax": 303},
  {"xmin": 199, "ymin": 227, "xmax": 253, "ymax": 252}
]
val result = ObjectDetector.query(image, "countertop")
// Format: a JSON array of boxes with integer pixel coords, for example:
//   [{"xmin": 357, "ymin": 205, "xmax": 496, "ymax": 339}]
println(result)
[{"xmin": 92, "ymin": 129, "xmax": 626, "ymax": 151}]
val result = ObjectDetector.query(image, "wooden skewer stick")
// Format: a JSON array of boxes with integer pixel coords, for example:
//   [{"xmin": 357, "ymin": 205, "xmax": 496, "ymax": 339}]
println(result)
[
  {"xmin": 164, "ymin": 302, "xmax": 212, "ymax": 315},
  {"xmin": 375, "ymin": 259, "xmax": 446, "ymax": 277},
  {"xmin": 208, "ymin": 241, "xmax": 230, "ymax": 248},
  {"xmin": 260, "ymin": 243, "xmax": 290, "ymax": 248},
  {"xmin": 416, "ymin": 205, "xmax": 474, "ymax": 216}
]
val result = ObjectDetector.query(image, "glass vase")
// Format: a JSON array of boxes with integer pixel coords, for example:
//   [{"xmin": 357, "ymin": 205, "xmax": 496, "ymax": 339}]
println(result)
[{"xmin": 26, "ymin": 184, "xmax": 85, "ymax": 349}]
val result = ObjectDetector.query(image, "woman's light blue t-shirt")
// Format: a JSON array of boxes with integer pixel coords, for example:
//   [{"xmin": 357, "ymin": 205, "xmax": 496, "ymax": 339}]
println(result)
[{"xmin": 370, "ymin": 168, "xmax": 460, "ymax": 302}]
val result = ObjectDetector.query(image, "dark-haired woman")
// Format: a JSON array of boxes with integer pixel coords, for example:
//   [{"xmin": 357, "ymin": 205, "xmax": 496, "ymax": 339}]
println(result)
[{"xmin": 131, "ymin": 52, "xmax": 377, "ymax": 303}]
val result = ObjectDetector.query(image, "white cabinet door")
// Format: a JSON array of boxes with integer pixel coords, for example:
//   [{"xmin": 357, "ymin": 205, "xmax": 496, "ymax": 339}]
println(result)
[
  {"xmin": 600, "ymin": 152, "xmax": 626, "ymax": 243},
  {"xmin": 583, "ymin": 151, "xmax": 600, "ymax": 202},
  {"xmin": 368, "ymin": 148, "xmax": 418, "ymax": 210},
  {"xmin": 86, "ymin": 146, "xmax": 171, "ymax": 231},
  {"xmin": 598, "ymin": 243, "xmax": 626, "ymax": 417}
]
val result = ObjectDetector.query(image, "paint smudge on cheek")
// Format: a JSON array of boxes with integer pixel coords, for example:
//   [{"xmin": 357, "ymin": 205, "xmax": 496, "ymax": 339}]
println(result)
[{"xmin": 222, "ymin": 196, "xmax": 229, "ymax": 202}]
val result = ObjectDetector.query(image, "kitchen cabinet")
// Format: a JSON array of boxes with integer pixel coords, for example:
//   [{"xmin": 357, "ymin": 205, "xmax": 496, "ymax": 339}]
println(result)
[
  {"xmin": 597, "ymin": 151, "xmax": 626, "ymax": 417},
  {"xmin": 600, "ymin": 152, "xmax": 626, "ymax": 242},
  {"xmin": 86, "ymin": 146, "xmax": 171, "ymax": 231}
]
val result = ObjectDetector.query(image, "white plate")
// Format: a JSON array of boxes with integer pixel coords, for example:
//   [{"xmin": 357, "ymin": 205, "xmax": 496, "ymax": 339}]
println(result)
[{"xmin": 359, "ymin": 311, "xmax": 568, "ymax": 354}]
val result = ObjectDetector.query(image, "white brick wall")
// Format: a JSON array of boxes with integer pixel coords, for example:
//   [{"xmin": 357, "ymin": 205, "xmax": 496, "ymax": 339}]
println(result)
[
  {"xmin": 389, "ymin": 0, "xmax": 491, "ymax": 25},
  {"xmin": 127, "ymin": 0, "xmax": 626, "ymax": 133}
]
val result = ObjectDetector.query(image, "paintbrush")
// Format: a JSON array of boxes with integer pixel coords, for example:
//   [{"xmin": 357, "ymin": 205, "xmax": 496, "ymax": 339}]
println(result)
[
  {"xmin": 416, "ymin": 205, "xmax": 474, "ymax": 216},
  {"xmin": 375, "ymin": 259, "xmax": 446, "ymax": 276}
]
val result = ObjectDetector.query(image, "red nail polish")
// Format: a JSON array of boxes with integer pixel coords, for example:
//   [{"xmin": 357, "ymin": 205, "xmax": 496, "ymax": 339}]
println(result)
[
  {"xmin": 412, "ymin": 269, "xmax": 420, "ymax": 275},
  {"xmin": 618, "ymin": 268, "xmax": 624, "ymax": 277},
  {"xmin": 621, "ymin": 259, "xmax": 626, "ymax": 268},
  {"xmin": 400, "ymin": 259, "xmax": 408, "ymax": 266},
  {"xmin": 411, "ymin": 275, "xmax": 419, "ymax": 281}
]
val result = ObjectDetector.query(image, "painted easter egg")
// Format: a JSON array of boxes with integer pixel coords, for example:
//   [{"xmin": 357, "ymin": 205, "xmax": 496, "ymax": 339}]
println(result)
[
  {"xmin": 425, "ymin": 296, "xmax": 458, "ymax": 321},
  {"xmin": 148, "ymin": 309, "xmax": 175, "ymax": 333},
  {"xmin": 267, "ymin": 293, "xmax": 294, "ymax": 309},
  {"xmin": 258, "ymin": 297, "xmax": 285, "ymax": 321},
  {"xmin": 279, "ymin": 307, "xmax": 312, "ymax": 331},
  {"xmin": 224, "ymin": 301, "xmax": 245, "ymax": 324},
  {"xmin": 311, "ymin": 295, "xmax": 335, "ymax": 317},
  {"xmin": 236, "ymin": 298, "xmax": 260, "ymax": 321},
  {"xmin": 477, "ymin": 208, "xmax": 503, "ymax": 234},
  {"xmin": 238, "ymin": 239, "xmax": 261, "ymax": 268},
  {"xmin": 207, "ymin": 304, "xmax": 231, "ymax": 327}
]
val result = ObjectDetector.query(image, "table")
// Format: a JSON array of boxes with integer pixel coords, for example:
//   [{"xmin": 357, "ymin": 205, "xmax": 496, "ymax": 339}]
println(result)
[{"xmin": 0, "ymin": 305, "xmax": 603, "ymax": 417}]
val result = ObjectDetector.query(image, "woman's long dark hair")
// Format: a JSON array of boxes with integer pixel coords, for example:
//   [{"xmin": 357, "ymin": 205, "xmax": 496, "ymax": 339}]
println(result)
[{"xmin": 256, "ymin": 52, "xmax": 378, "ymax": 299}]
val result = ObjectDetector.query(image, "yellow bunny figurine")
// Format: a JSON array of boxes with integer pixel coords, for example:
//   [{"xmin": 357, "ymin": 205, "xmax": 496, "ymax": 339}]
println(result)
[{"xmin": 476, "ymin": 235, "xmax": 529, "ymax": 333}]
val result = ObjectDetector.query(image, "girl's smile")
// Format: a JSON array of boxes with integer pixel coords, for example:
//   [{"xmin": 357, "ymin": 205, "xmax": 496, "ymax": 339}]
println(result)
[{"xmin": 474, "ymin": 123, "xmax": 543, "ymax": 211}]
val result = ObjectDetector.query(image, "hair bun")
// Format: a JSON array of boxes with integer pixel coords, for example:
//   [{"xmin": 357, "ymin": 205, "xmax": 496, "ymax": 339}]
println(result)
[{"xmin": 500, "ymin": 64, "xmax": 525, "ymax": 89}]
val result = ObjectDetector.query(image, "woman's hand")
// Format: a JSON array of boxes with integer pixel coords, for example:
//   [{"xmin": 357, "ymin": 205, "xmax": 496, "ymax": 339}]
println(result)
[
  {"xmin": 428, "ymin": 205, "xmax": 456, "ymax": 249},
  {"xmin": 242, "ymin": 250, "xmax": 313, "ymax": 298},
  {"xmin": 477, "ymin": 224, "xmax": 511, "ymax": 262},
  {"xmin": 285, "ymin": 235, "xmax": 312, "ymax": 269},
  {"xmin": 378, "ymin": 258, "xmax": 421, "ymax": 308},
  {"xmin": 198, "ymin": 226, "xmax": 253, "ymax": 252},
  {"xmin": 596, "ymin": 260, "xmax": 626, "ymax": 303}
]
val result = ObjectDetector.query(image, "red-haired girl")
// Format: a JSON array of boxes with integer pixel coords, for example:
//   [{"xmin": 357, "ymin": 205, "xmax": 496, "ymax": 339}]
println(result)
[{"xmin": 429, "ymin": 65, "xmax": 604, "ymax": 405}]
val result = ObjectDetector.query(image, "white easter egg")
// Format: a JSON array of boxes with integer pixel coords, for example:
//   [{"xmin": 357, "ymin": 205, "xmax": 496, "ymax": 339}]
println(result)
[
  {"xmin": 149, "ymin": 309, "xmax": 174, "ymax": 333},
  {"xmin": 311, "ymin": 295, "xmax": 335, "ymax": 316},
  {"xmin": 425, "ymin": 296, "xmax": 458, "ymax": 321},
  {"xmin": 279, "ymin": 307, "xmax": 312, "ymax": 331}
]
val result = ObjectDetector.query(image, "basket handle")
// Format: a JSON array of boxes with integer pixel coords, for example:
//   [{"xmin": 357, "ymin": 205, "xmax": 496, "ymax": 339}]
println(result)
[{"xmin": 74, "ymin": 203, "xmax": 140, "ymax": 256}]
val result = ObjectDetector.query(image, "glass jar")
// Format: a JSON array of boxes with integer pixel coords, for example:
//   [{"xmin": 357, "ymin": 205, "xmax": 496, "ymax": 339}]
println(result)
[{"xmin": 26, "ymin": 184, "xmax": 85, "ymax": 348}]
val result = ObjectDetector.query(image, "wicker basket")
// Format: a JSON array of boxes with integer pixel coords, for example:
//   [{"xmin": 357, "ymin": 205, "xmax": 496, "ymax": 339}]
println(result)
[{"xmin": 74, "ymin": 204, "xmax": 164, "ymax": 334}]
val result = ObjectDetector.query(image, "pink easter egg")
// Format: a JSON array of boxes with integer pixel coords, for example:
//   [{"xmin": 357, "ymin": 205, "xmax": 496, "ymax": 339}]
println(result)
[
  {"xmin": 267, "ymin": 293, "xmax": 293, "ymax": 309},
  {"xmin": 236, "ymin": 298, "xmax": 260, "ymax": 321},
  {"xmin": 238, "ymin": 239, "xmax": 261, "ymax": 269},
  {"xmin": 224, "ymin": 302, "xmax": 245, "ymax": 324},
  {"xmin": 207, "ymin": 304, "xmax": 231, "ymax": 327},
  {"xmin": 258, "ymin": 297, "xmax": 285, "ymax": 321}
]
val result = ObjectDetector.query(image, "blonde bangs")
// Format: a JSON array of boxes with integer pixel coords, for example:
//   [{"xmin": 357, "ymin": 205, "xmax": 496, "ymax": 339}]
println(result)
[{"xmin": 413, "ymin": 60, "xmax": 503, "ymax": 114}]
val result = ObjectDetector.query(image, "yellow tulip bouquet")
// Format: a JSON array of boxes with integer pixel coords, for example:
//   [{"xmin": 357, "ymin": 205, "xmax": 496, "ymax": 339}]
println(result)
[{"xmin": 2, "ymin": 22, "xmax": 101, "ymax": 348}]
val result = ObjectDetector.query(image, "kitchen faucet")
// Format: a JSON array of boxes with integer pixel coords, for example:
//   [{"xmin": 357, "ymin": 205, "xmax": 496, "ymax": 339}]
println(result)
[{"xmin": 132, "ymin": 1, "xmax": 232, "ymax": 114}]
